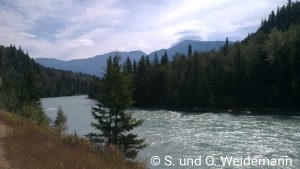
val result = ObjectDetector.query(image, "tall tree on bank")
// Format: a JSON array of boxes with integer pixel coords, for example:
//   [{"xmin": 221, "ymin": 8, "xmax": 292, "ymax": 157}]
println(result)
[
  {"xmin": 53, "ymin": 105, "xmax": 68, "ymax": 134},
  {"xmin": 87, "ymin": 55, "xmax": 146, "ymax": 158}
]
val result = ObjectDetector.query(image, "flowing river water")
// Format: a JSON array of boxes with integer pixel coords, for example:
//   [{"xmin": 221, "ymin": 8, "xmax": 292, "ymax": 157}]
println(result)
[{"xmin": 41, "ymin": 95, "xmax": 300, "ymax": 169}]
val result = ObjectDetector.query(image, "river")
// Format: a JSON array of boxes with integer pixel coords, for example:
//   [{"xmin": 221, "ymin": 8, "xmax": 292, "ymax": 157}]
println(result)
[{"xmin": 41, "ymin": 95, "xmax": 300, "ymax": 169}]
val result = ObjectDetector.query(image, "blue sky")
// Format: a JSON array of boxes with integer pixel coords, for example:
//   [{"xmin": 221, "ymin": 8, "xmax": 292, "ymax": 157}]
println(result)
[{"xmin": 0, "ymin": 0, "xmax": 288, "ymax": 60}]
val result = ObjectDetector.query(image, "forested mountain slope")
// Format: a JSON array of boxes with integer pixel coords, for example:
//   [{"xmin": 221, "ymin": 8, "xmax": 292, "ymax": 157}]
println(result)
[
  {"xmin": 0, "ymin": 45, "xmax": 96, "ymax": 112},
  {"xmin": 126, "ymin": 1, "xmax": 300, "ymax": 109}
]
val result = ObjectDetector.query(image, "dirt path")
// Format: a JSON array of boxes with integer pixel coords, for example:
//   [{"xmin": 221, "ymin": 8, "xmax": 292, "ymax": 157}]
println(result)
[{"xmin": 0, "ymin": 122, "xmax": 10, "ymax": 169}]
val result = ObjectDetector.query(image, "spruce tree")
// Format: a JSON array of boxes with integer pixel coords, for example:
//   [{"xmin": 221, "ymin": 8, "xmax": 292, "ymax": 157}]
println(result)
[
  {"xmin": 188, "ymin": 44, "xmax": 192, "ymax": 57},
  {"xmin": 23, "ymin": 63, "xmax": 39, "ymax": 104},
  {"xmin": 87, "ymin": 55, "xmax": 146, "ymax": 158},
  {"xmin": 153, "ymin": 52, "xmax": 159, "ymax": 66},
  {"xmin": 123, "ymin": 56, "xmax": 133, "ymax": 74},
  {"xmin": 53, "ymin": 105, "xmax": 68, "ymax": 134},
  {"xmin": 161, "ymin": 50, "xmax": 169, "ymax": 65}
]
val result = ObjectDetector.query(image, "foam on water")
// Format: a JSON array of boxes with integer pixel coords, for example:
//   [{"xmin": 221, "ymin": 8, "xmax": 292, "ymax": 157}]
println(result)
[{"xmin": 41, "ymin": 96, "xmax": 300, "ymax": 169}]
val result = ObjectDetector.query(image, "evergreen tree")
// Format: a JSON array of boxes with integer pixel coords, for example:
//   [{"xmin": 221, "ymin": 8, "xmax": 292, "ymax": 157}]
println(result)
[
  {"xmin": 87, "ymin": 55, "xmax": 146, "ymax": 158},
  {"xmin": 123, "ymin": 56, "xmax": 133, "ymax": 74},
  {"xmin": 133, "ymin": 55, "xmax": 151, "ymax": 106},
  {"xmin": 232, "ymin": 44, "xmax": 247, "ymax": 105},
  {"xmin": 132, "ymin": 60, "xmax": 137, "ymax": 73},
  {"xmin": 222, "ymin": 37, "xmax": 230, "ymax": 56},
  {"xmin": 23, "ymin": 63, "xmax": 39, "ymax": 104},
  {"xmin": 188, "ymin": 44, "xmax": 192, "ymax": 57},
  {"xmin": 53, "ymin": 105, "xmax": 68, "ymax": 134},
  {"xmin": 161, "ymin": 50, "xmax": 169, "ymax": 65},
  {"xmin": 153, "ymin": 52, "xmax": 159, "ymax": 66}
]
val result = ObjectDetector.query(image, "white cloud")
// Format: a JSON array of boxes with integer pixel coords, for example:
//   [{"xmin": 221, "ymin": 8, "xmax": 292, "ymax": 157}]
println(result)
[
  {"xmin": 56, "ymin": 0, "xmax": 127, "ymax": 39},
  {"xmin": 70, "ymin": 39, "xmax": 96, "ymax": 47},
  {"xmin": 20, "ymin": 32, "xmax": 36, "ymax": 39},
  {"xmin": 0, "ymin": 0, "xmax": 289, "ymax": 60}
]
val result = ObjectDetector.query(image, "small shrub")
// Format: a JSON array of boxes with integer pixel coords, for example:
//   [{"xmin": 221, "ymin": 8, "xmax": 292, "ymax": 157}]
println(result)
[
  {"xmin": 62, "ymin": 131, "xmax": 80, "ymax": 148},
  {"xmin": 18, "ymin": 103, "xmax": 50, "ymax": 126}
]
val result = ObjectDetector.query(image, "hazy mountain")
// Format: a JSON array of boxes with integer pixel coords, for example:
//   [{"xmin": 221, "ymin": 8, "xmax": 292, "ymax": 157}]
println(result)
[
  {"xmin": 36, "ymin": 50, "xmax": 146, "ymax": 77},
  {"xmin": 36, "ymin": 40, "xmax": 226, "ymax": 76},
  {"xmin": 148, "ymin": 40, "xmax": 227, "ymax": 58}
]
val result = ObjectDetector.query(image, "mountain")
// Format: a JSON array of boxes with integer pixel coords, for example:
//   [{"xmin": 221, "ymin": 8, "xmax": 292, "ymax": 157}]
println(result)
[
  {"xmin": 36, "ymin": 40, "xmax": 226, "ymax": 76},
  {"xmin": 149, "ymin": 40, "xmax": 227, "ymax": 58},
  {"xmin": 36, "ymin": 51, "xmax": 146, "ymax": 77}
]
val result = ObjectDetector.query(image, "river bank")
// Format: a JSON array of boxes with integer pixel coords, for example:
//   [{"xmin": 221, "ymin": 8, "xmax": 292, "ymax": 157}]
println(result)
[{"xmin": 0, "ymin": 109, "xmax": 146, "ymax": 169}]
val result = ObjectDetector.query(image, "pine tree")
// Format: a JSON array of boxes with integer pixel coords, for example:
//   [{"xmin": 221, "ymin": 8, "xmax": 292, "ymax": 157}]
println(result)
[
  {"xmin": 23, "ymin": 63, "xmax": 39, "ymax": 104},
  {"xmin": 53, "ymin": 105, "xmax": 68, "ymax": 134},
  {"xmin": 132, "ymin": 60, "xmax": 137, "ymax": 73},
  {"xmin": 133, "ymin": 55, "xmax": 151, "ymax": 106},
  {"xmin": 161, "ymin": 50, "xmax": 169, "ymax": 65},
  {"xmin": 222, "ymin": 37, "xmax": 230, "ymax": 56},
  {"xmin": 232, "ymin": 45, "xmax": 247, "ymax": 106},
  {"xmin": 188, "ymin": 44, "xmax": 192, "ymax": 57},
  {"xmin": 87, "ymin": 55, "xmax": 146, "ymax": 158},
  {"xmin": 153, "ymin": 52, "xmax": 159, "ymax": 66},
  {"xmin": 123, "ymin": 56, "xmax": 133, "ymax": 74}
]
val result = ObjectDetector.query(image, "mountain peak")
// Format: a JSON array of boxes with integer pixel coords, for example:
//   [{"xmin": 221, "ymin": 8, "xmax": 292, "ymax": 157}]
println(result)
[
  {"xmin": 36, "ymin": 40, "xmax": 225, "ymax": 77},
  {"xmin": 149, "ymin": 40, "xmax": 226, "ymax": 58}
]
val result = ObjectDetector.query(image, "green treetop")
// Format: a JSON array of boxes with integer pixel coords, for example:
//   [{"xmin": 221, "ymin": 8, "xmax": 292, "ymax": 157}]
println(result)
[{"xmin": 87, "ymin": 55, "xmax": 146, "ymax": 158}]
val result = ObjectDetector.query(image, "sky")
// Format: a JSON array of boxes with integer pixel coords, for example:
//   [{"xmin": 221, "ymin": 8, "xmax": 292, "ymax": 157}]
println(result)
[{"xmin": 0, "ymin": 0, "xmax": 289, "ymax": 60}]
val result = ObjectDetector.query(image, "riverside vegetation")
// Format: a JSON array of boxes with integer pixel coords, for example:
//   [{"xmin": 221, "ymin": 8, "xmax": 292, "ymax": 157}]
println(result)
[{"xmin": 0, "ymin": 109, "xmax": 146, "ymax": 169}]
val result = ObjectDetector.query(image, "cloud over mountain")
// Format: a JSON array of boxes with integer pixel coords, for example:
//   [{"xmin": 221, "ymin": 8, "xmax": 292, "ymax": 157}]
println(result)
[{"xmin": 0, "ymin": 0, "xmax": 288, "ymax": 60}]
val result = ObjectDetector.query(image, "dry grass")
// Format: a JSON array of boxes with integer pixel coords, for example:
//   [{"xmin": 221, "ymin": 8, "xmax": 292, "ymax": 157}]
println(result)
[
  {"xmin": 0, "ymin": 122, "xmax": 10, "ymax": 169},
  {"xmin": 0, "ymin": 109, "xmax": 147, "ymax": 169}
]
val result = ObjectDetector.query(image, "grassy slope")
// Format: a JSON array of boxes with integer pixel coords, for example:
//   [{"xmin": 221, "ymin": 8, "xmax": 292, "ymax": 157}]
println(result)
[{"xmin": 0, "ymin": 109, "xmax": 147, "ymax": 169}]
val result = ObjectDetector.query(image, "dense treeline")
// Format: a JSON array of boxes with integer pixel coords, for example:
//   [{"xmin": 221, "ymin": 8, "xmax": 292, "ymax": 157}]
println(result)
[
  {"xmin": 120, "ymin": 1, "xmax": 300, "ymax": 109},
  {"xmin": 0, "ymin": 45, "xmax": 96, "ymax": 112},
  {"xmin": 260, "ymin": 0, "xmax": 300, "ymax": 32}
]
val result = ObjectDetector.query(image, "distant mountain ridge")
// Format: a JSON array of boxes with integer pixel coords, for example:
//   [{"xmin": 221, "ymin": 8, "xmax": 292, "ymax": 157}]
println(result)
[
  {"xmin": 36, "ymin": 51, "xmax": 146, "ymax": 77},
  {"xmin": 148, "ymin": 40, "xmax": 226, "ymax": 58},
  {"xmin": 36, "ymin": 40, "xmax": 226, "ymax": 76}
]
